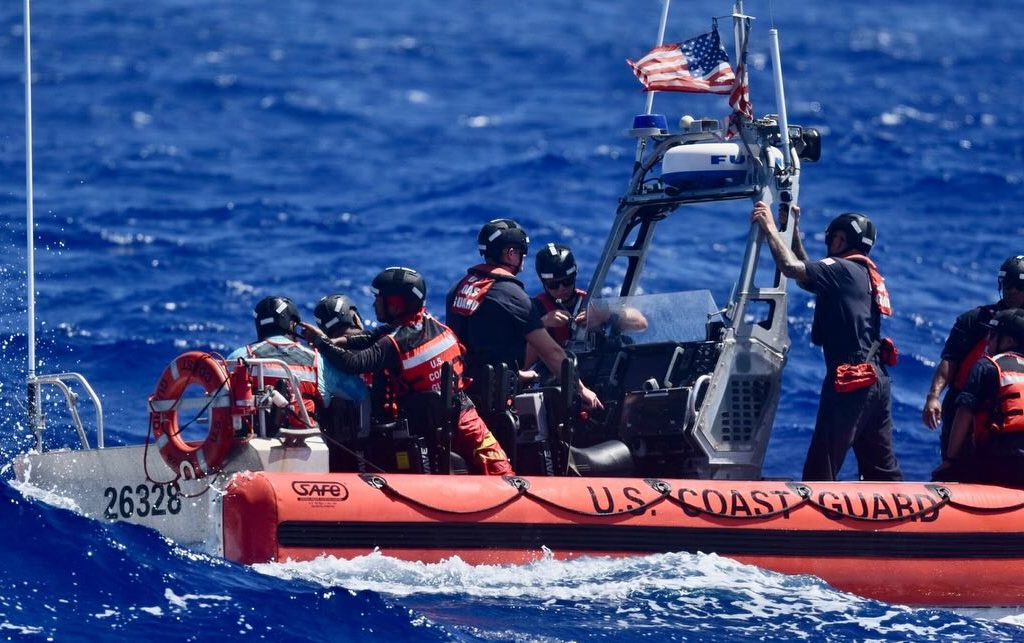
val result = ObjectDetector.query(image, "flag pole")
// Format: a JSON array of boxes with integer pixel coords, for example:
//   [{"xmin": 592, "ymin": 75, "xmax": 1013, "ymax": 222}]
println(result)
[
  {"xmin": 732, "ymin": 1, "xmax": 744, "ymax": 68},
  {"xmin": 632, "ymin": 0, "xmax": 672, "ymax": 176},
  {"xmin": 643, "ymin": 0, "xmax": 672, "ymax": 116}
]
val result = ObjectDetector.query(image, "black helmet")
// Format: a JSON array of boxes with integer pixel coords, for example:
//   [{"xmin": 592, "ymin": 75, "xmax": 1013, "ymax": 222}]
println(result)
[
  {"xmin": 826, "ymin": 213, "xmax": 876, "ymax": 254},
  {"xmin": 535, "ymin": 243, "xmax": 578, "ymax": 281},
  {"xmin": 986, "ymin": 308, "xmax": 1024, "ymax": 347},
  {"xmin": 478, "ymin": 218, "xmax": 529, "ymax": 260},
  {"xmin": 254, "ymin": 296, "xmax": 300, "ymax": 340},
  {"xmin": 314, "ymin": 294, "xmax": 361, "ymax": 339},
  {"xmin": 998, "ymin": 255, "xmax": 1024, "ymax": 294},
  {"xmin": 371, "ymin": 267, "xmax": 426, "ymax": 321}
]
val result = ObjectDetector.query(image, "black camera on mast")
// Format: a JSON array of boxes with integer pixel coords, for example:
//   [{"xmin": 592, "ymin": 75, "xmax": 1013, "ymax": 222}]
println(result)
[{"xmin": 790, "ymin": 125, "xmax": 821, "ymax": 162}]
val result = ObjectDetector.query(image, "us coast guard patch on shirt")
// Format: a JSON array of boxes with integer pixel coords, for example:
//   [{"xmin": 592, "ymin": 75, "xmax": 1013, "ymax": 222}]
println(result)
[{"xmin": 449, "ymin": 274, "xmax": 496, "ymax": 316}]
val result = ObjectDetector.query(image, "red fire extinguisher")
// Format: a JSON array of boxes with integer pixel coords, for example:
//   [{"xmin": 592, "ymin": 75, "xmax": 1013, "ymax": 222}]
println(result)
[{"xmin": 229, "ymin": 359, "xmax": 254, "ymax": 434}]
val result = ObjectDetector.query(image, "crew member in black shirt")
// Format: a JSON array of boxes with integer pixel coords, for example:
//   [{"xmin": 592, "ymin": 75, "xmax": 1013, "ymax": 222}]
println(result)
[
  {"xmin": 446, "ymin": 219, "xmax": 601, "ymax": 410},
  {"xmin": 922, "ymin": 255, "xmax": 1024, "ymax": 457},
  {"xmin": 752, "ymin": 201, "xmax": 902, "ymax": 481}
]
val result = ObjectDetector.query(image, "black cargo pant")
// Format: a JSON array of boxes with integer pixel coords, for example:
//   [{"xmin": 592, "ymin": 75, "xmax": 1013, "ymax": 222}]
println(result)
[
  {"xmin": 803, "ymin": 368, "xmax": 903, "ymax": 481},
  {"xmin": 975, "ymin": 434, "xmax": 1024, "ymax": 486},
  {"xmin": 938, "ymin": 388, "xmax": 962, "ymax": 459}
]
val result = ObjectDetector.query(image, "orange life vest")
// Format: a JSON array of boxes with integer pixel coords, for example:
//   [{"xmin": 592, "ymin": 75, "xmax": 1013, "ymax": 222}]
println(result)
[
  {"xmin": 384, "ymin": 314, "xmax": 465, "ymax": 398},
  {"xmin": 952, "ymin": 305, "xmax": 999, "ymax": 391},
  {"xmin": 953, "ymin": 337, "xmax": 990, "ymax": 391},
  {"xmin": 841, "ymin": 253, "xmax": 892, "ymax": 316},
  {"xmin": 986, "ymin": 351, "xmax": 1024, "ymax": 434},
  {"xmin": 245, "ymin": 338, "xmax": 321, "ymax": 421},
  {"xmin": 534, "ymin": 288, "xmax": 587, "ymax": 346},
  {"xmin": 449, "ymin": 264, "xmax": 518, "ymax": 317}
]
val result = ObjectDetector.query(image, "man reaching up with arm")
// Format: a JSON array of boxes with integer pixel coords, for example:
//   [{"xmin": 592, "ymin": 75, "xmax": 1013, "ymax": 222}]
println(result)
[{"xmin": 752, "ymin": 200, "xmax": 902, "ymax": 482}]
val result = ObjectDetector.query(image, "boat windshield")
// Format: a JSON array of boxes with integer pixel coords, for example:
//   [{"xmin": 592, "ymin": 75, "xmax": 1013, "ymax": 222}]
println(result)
[{"xmin": 585, "ymin": 289, "xmax": 722, "ymax": 344}]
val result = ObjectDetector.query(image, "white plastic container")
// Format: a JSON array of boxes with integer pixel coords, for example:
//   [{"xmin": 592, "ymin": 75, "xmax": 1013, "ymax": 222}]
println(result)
[{"xmin": 661, "ymin": 142, "xmax": 749, "ymax": 191}]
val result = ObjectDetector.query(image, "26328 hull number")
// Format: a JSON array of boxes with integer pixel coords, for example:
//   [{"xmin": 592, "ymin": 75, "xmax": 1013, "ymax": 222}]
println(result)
[{"xmin": 103, "ymin": 482, "xmax": 182, "ymax": 520}]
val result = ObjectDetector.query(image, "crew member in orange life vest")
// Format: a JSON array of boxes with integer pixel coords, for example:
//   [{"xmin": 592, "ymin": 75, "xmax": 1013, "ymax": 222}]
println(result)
[
  {"xmin": 299, "ymin": 267, "xmax": 513, "ymax": 475},
  {"xmin": 752, "ymin": 202, "xmax": 902, "ymax": 481},
  {"xmin": 922, "ymin": 256, "xmax": 1024, "ymax": 457},
  {"xmin": 445, "ymin": 219, "xmax": 602, "ymax": 410},
  {"xmin": 227, "ymin": 296, "xmax": 350, "ymax": 433},
  {"xmin": 932, "ymin": 308, "xmax": 1024, "ymax": 485},
  {"xmin": 531, "ymin": 243, "xmax": 647, "ymax": 347}
]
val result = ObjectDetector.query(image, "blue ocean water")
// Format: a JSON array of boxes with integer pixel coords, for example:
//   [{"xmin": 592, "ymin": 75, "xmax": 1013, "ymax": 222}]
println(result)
[{"xmin": 2, "ymin": 0, "xmax": 1024, "ymax": 640}]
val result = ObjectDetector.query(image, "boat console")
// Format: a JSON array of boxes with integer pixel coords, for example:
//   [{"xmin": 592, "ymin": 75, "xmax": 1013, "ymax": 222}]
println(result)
[
  {"xmin": 564, "ymin": 292, "xmax": 730, "ymax": 477},
  {"xmin": 558, "ymin": 109, "xmax": 820, "ymax": 480}
]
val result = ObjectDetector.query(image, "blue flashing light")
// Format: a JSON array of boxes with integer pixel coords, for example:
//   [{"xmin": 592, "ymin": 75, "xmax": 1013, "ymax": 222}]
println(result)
[{"xmin": 631, "ymin": 113, "xmax": 668, "ymax": 132}]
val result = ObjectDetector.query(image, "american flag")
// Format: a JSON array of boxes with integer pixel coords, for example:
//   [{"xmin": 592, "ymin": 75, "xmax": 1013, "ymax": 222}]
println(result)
[
  {"xmin": 729, "ymin": 50, "xmax": 753, "ymax": 120},
  {"xmin": 629, "ymin": 28, "xmax": 754, "ymax": 132},
  {"xmin": 627, "ymin": 30, "xmax": 736, "ymax": 94}
]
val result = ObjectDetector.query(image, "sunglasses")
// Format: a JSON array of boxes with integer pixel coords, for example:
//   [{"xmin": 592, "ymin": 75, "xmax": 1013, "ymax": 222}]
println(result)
[{"xmin": 544, "ymin": 276, "xmax": 575, "ymax": 290}]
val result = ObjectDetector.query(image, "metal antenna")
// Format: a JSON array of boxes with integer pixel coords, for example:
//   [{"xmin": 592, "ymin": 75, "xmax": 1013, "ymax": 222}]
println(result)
[
  {"xmin": 23, "ymin": 0, "xmax": 42, "ymax": 438},
  {"xmin": 769, "ymin": 28, "xmax": 791, "ymax": 166}
]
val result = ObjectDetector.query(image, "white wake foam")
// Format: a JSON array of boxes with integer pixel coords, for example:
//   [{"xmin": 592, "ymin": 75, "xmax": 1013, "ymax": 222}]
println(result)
[{"xmin": 253, "ymin": 550, "xmax": 1022, "ymax": 639}]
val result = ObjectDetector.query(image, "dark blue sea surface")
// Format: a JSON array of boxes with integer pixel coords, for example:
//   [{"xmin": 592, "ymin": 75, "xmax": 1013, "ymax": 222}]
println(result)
[{"xmin": 2, "ymin": 0, "xmax": 1024, "ymax": 640}]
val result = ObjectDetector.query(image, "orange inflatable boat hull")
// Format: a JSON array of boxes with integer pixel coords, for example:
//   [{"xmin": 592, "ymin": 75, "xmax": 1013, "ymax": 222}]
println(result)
[{"xmin": 222, "ymin": 472, "xmax": 1024, "ymax": 607}]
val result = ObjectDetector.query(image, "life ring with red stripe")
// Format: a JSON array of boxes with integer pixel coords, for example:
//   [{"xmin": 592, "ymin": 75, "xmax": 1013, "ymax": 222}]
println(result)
[{"xmin": 148, "ymin": 351, "xmax": 234, "ymax": 479}]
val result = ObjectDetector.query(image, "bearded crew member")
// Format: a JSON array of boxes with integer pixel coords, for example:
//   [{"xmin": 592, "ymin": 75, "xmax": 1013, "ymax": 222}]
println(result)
[
  {"xmin": 445, "ymin": 219, "xmax": 602, "ymax": 410},
  {"xmin": 922, "ymin": 255, "xmax": 1024, "ymax": 457},
  {"xmin": 301, "ymin": 267, "xmax": 513, "ymax": 475},
  {"xmin": 752, "ymin": 201, "xmax": 902, "ymax": 481},
  {"xmin": 932, "ymin": 308, "xmax": 1024, "ymax": 485}
]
